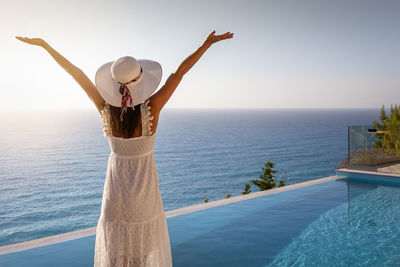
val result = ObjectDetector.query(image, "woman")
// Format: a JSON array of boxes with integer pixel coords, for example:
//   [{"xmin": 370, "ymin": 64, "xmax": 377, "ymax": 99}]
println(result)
[{"xmin": 16, "ymin": 30, "xmax": 233, "ymax": 266}]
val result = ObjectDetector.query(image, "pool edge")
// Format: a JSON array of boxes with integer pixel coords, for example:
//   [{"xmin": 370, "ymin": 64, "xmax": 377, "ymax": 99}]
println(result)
[
  {"xmin": 166, "ymin": 175, "xmax": 342, "ymax": 218},
  {"xmin": 337, "ymin": 168, "xmax": 400, "ymax": 178}
]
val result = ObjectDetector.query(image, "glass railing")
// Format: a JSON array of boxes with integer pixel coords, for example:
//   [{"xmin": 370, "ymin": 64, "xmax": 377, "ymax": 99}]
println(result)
[{"xmin": 348, "ymin": 125, "xmax": 400, "ymax": 166}]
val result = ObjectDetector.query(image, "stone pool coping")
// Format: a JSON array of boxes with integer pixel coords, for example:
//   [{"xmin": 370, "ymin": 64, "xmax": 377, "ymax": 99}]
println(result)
[
  {"xmin": 0, "ymin": 175, "xmax": 344, "ymax": 256},
  {"xmin": 337, "ymin": 168, "xmax": 400, "ymax": 178}
]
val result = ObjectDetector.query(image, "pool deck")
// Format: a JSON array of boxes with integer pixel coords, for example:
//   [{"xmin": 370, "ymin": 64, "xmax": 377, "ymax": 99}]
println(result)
[
  {"xmin": 345, "ymin": 162, "xmax": 400, "ymax": 175},
  {"xmin": 0, "ymin": 175, "xmax": 342, "ymax": 256}
]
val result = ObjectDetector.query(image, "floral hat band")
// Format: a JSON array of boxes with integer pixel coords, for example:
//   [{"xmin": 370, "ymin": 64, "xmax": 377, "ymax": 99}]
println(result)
[{"xmin": 118, "ymin": 67, "xmax": 143, "ymax": 122}]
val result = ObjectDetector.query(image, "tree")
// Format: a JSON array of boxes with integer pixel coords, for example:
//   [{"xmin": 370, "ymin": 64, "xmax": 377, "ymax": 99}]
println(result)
[
  {"xmin": 225, "ymin": 188, "xmax": 232, "ymax": 198},
  {"xmin": 242, "ymin": 183, "xmax": 251, "ymax": 195},
  {"xmin": 251, "ymin": 159, "xmax": 285, "ymax": 191},
  {"xmin": 373, "ymin": 105, "xmax": 388, "ymax": 150},
  {"xmin": 373, "ymin": 104, "xmax": 400, "ymax": 156},
  {"xmin": 251, "ymin": 159, "xmax": 277, "ymax": 190}
]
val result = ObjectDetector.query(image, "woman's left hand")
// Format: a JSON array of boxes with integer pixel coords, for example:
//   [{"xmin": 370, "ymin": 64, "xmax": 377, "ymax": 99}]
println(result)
[{"xmin": 204, "ymin": 31, "xmax": 234, "ymax": 46}]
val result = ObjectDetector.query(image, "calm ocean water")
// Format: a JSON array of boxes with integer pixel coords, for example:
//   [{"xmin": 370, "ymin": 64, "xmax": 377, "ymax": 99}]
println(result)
[{"xmin": 0, "ymin": 108, "xmax": 379, "ymax": 246}]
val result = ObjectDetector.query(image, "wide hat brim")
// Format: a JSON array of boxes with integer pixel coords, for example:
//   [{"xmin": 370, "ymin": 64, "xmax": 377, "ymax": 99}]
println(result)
[{"xmin": 95, "ymin": 59, "xmax": 162, "ymax": 107}]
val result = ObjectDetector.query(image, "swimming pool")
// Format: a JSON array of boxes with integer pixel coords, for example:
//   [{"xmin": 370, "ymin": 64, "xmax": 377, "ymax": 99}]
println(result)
[{"xmin": 1, "ymin": 172, "xmax": 400, "ymax": 266}]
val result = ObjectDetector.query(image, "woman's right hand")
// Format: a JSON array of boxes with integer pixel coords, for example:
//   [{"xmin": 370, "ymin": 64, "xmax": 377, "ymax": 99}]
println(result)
[{"xmin": 15, "ymin": 36, "xmax": 46, "ymax": 47}]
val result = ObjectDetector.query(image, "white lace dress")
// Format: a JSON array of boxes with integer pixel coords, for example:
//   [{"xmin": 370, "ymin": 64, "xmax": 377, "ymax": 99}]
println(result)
[{"xmin": 94, "ymin": 99, "xmax": 172, "ymax": 267}]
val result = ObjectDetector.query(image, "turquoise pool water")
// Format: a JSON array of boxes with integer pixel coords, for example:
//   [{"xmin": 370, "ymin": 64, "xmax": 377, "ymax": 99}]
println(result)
[{"xmin": 1, "ymin": 173, "xmax": 400, "ymax": 266}]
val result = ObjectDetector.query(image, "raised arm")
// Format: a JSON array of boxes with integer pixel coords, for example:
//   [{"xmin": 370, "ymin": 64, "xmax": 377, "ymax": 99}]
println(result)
[
  {"xmin": 15, "ymin": 37, "xmax": 105, "ymax": 113},
  {"xmin": 149, "ymin": 31, "xmax": 233, "ymax": 113}
]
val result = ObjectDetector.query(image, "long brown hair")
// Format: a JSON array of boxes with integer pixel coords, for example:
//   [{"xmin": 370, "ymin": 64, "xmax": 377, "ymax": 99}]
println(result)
[{"xmin": 108, "ymin": 104, "xmax": 141, "ymax": 138}]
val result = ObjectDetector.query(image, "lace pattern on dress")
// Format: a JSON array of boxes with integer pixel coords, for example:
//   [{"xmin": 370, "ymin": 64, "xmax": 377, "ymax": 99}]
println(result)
[
  {"xmin": 140, "ymin": 99, "xmax": 154, "ymax": 136},
  {"xmin": 100, "ymin": 103, "xmax": 112, "ymax": 138}
]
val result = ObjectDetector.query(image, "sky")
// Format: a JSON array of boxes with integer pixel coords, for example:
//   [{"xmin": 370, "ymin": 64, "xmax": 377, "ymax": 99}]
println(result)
[{"xmin": 1, "ymin": 0, "xmax": 400, "ymax": 110}]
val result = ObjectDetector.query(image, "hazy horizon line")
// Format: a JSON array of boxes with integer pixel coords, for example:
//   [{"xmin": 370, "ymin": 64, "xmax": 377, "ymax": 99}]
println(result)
[{"xmin": 0, "ymin": 106, "xmax": 385, "ymax": 112}]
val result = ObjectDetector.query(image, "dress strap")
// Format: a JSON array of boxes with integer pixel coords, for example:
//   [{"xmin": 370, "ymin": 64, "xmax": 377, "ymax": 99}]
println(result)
[
  {"xmin": 140, "ymin": 99, "xmax": 154, "ymax": 136},
  {"xmin": 100, "ymin": 103, "xmax": 112, "ymax": 138}
]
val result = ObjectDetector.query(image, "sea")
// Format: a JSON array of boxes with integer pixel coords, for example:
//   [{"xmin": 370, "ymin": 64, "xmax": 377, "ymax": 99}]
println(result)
[{"xmin": 0, "ymin": 108, "xmax": 379, "ymax": 246}]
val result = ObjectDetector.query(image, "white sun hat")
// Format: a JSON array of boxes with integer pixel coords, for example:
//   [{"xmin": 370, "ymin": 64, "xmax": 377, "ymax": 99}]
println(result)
[{"xmin": 95, "ymin": 56, "xmax": 162, "ymax": 107}]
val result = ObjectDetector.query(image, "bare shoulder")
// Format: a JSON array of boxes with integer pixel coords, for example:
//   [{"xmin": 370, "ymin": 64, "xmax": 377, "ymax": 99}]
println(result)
[
  {"xmin": 148, "ymin": 72, "xmax": 183, "ymax": 114},
  {"xmin": 148, "ymin": 93, "xmax": 163, "ymax": 115},
  {"xmin": 96, "ymin": 100, "xmax": 106, "ymax": 115}
]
